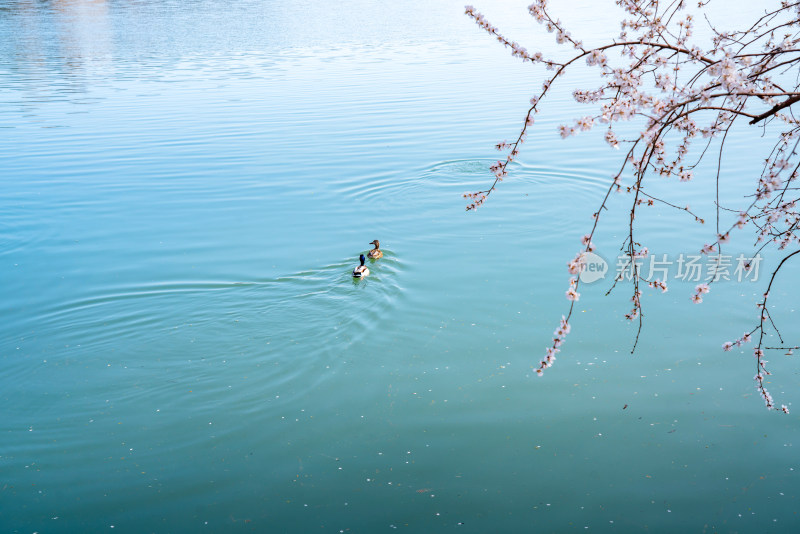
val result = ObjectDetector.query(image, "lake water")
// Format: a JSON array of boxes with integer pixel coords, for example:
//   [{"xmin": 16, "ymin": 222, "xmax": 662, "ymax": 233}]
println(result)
[{"xmin": 2, "ymin": 0, "xmax": 799, "ymax": 532}]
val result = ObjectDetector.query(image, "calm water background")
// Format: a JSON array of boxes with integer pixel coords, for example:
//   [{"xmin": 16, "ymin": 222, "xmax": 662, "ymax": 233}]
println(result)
[{"xmin": 2, "ymin": 0, "xmax": 799, "ymax": 532}]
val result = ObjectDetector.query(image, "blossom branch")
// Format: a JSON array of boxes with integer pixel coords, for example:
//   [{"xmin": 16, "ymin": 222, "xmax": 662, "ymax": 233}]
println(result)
[{"xmin": 464, "ymin": 0, "xmax": 800, "ymax": 409}]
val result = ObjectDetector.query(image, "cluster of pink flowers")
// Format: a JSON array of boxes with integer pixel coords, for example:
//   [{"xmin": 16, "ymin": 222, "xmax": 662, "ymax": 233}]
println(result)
[
  {"xmin": 489, "ymin": 160, "xmax": 508, "ymax": 180},
  {"xmin": 722, "ymin": 332, "xmax": 752, "ymax": 351},
  {"xmin": 604, "ymin": 129, "xmax": 619, "ymax": 149},
  {"xmin": 625, "ymin": 291, "xmax": 641, "ymax": 321},
  {"xmin": 647, "ymin": 279, "xmax": 667, "ymax": 293},
  {"xmin": 536, "ymin": 315, "xmax": 571, "ymax": 376},
  {"xmin": 754, "ymin": 351, "xmax": 780, "ymax": 412},
  {"xmin": 566, "ymin": 257, "xmax": 581, "ymax": 301},
  {"xmin": 466, "ymin": 0, "xmax": 800, "ymax": 411},
  {"xmin": 566, "ymin": 286, "xmax": 580, "ymax": 302},
  {"xmin": 462, "ymin": 191, "xmax": 488, "ymax": 211},
  {"xmin": 691, "ymin": 283, "xmax": 710, "ymax": 304},
  {"xmin": 567, "ymin": 250, "xmax": 589, "ymax": 275},
  {"xmin": 585, "ymin": 49, "xmax": 607, "ymax": 67},
  {"xmin": 465, "ymin": 5, "xmax": 542, "ymax": 63},
  {"xmin": 755, "ymin": 376, "xmax": 780, "ymax": 411}
]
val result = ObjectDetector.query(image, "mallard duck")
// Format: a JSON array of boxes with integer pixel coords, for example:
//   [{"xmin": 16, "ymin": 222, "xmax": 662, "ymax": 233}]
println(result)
[
  {"xmin": 353, "ymin": 254, "xmax": 369, "ymax": 278},
  {"xmin": 368, "ymin": 240, "xmax": 383, "ymax": 259}
]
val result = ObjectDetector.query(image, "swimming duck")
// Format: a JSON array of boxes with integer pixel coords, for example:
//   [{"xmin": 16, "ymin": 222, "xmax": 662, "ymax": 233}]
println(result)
[
  {"xmin": 368, "ymin": 240, "xmax": 383, "ymax": 259},
  {"xmin": 353, "ymin": 254, "xmax": 369, "ymax": 278}
]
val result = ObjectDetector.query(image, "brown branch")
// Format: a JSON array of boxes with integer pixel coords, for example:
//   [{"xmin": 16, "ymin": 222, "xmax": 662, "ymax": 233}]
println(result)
[{"xmin": 749, "ymin": 94, "xmax": 800, "ymax": 125}]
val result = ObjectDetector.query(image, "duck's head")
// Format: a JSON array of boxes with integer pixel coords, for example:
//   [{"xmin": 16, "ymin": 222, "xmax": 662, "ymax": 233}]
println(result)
[
  {"xmin": 359, "ymin": 254, "xmax": 366, "ymax": 265},
  {"xmin": 369, "ymin": 240, "xmax": 380, "ymax": 248}
]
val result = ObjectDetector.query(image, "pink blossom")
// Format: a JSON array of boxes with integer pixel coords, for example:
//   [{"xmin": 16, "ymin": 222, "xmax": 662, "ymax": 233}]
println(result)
[
  {"xmin": 736, "ymin": 212, "xmax": 748, "ymax": 228},
  {"xmin": 649, "ymin": 279, "xmax": 668, "ymax": 293},
  {"xmin": 566, "ymin": 287, "xmax": 580, "ymax": 301},
  {"xmin": 567, "ymin": 252, "xmax": 584, "ymax": 275},
  {"xmin": 575, "ymin": 116, "xmax": 594, "ymax": 132},
  {"xmin": 604, "ymin": 129, "xmax": 619, "ymax": 149},
  {"xmin": 586, "ymin": 49, "xmax": 607, "ymax": 66},
  {"xmin": 559, "ymin": 315, "xmax": 571, "ymax": 335}
]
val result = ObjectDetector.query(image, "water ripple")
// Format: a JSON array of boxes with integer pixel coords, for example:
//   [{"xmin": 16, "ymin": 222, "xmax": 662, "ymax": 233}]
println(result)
[
  {"xmin": 19, "ymin": 252, "xmax": 406, "ymax": 404},
  {"xmin": 338, "ymin": 158, "xmax": 611, "ymax": 206}
]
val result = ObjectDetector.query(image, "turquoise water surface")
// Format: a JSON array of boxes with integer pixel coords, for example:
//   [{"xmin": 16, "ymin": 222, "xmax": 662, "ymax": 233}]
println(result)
[{"xmin": 2, "ymin": 1, "xmax": 799, "ymax": 532}]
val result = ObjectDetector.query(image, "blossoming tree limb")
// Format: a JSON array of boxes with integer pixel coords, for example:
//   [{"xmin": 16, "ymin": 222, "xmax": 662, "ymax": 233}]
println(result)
[{"xmin": 464, "ymin": 0, "xmax": 800, "ymax": 412}]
